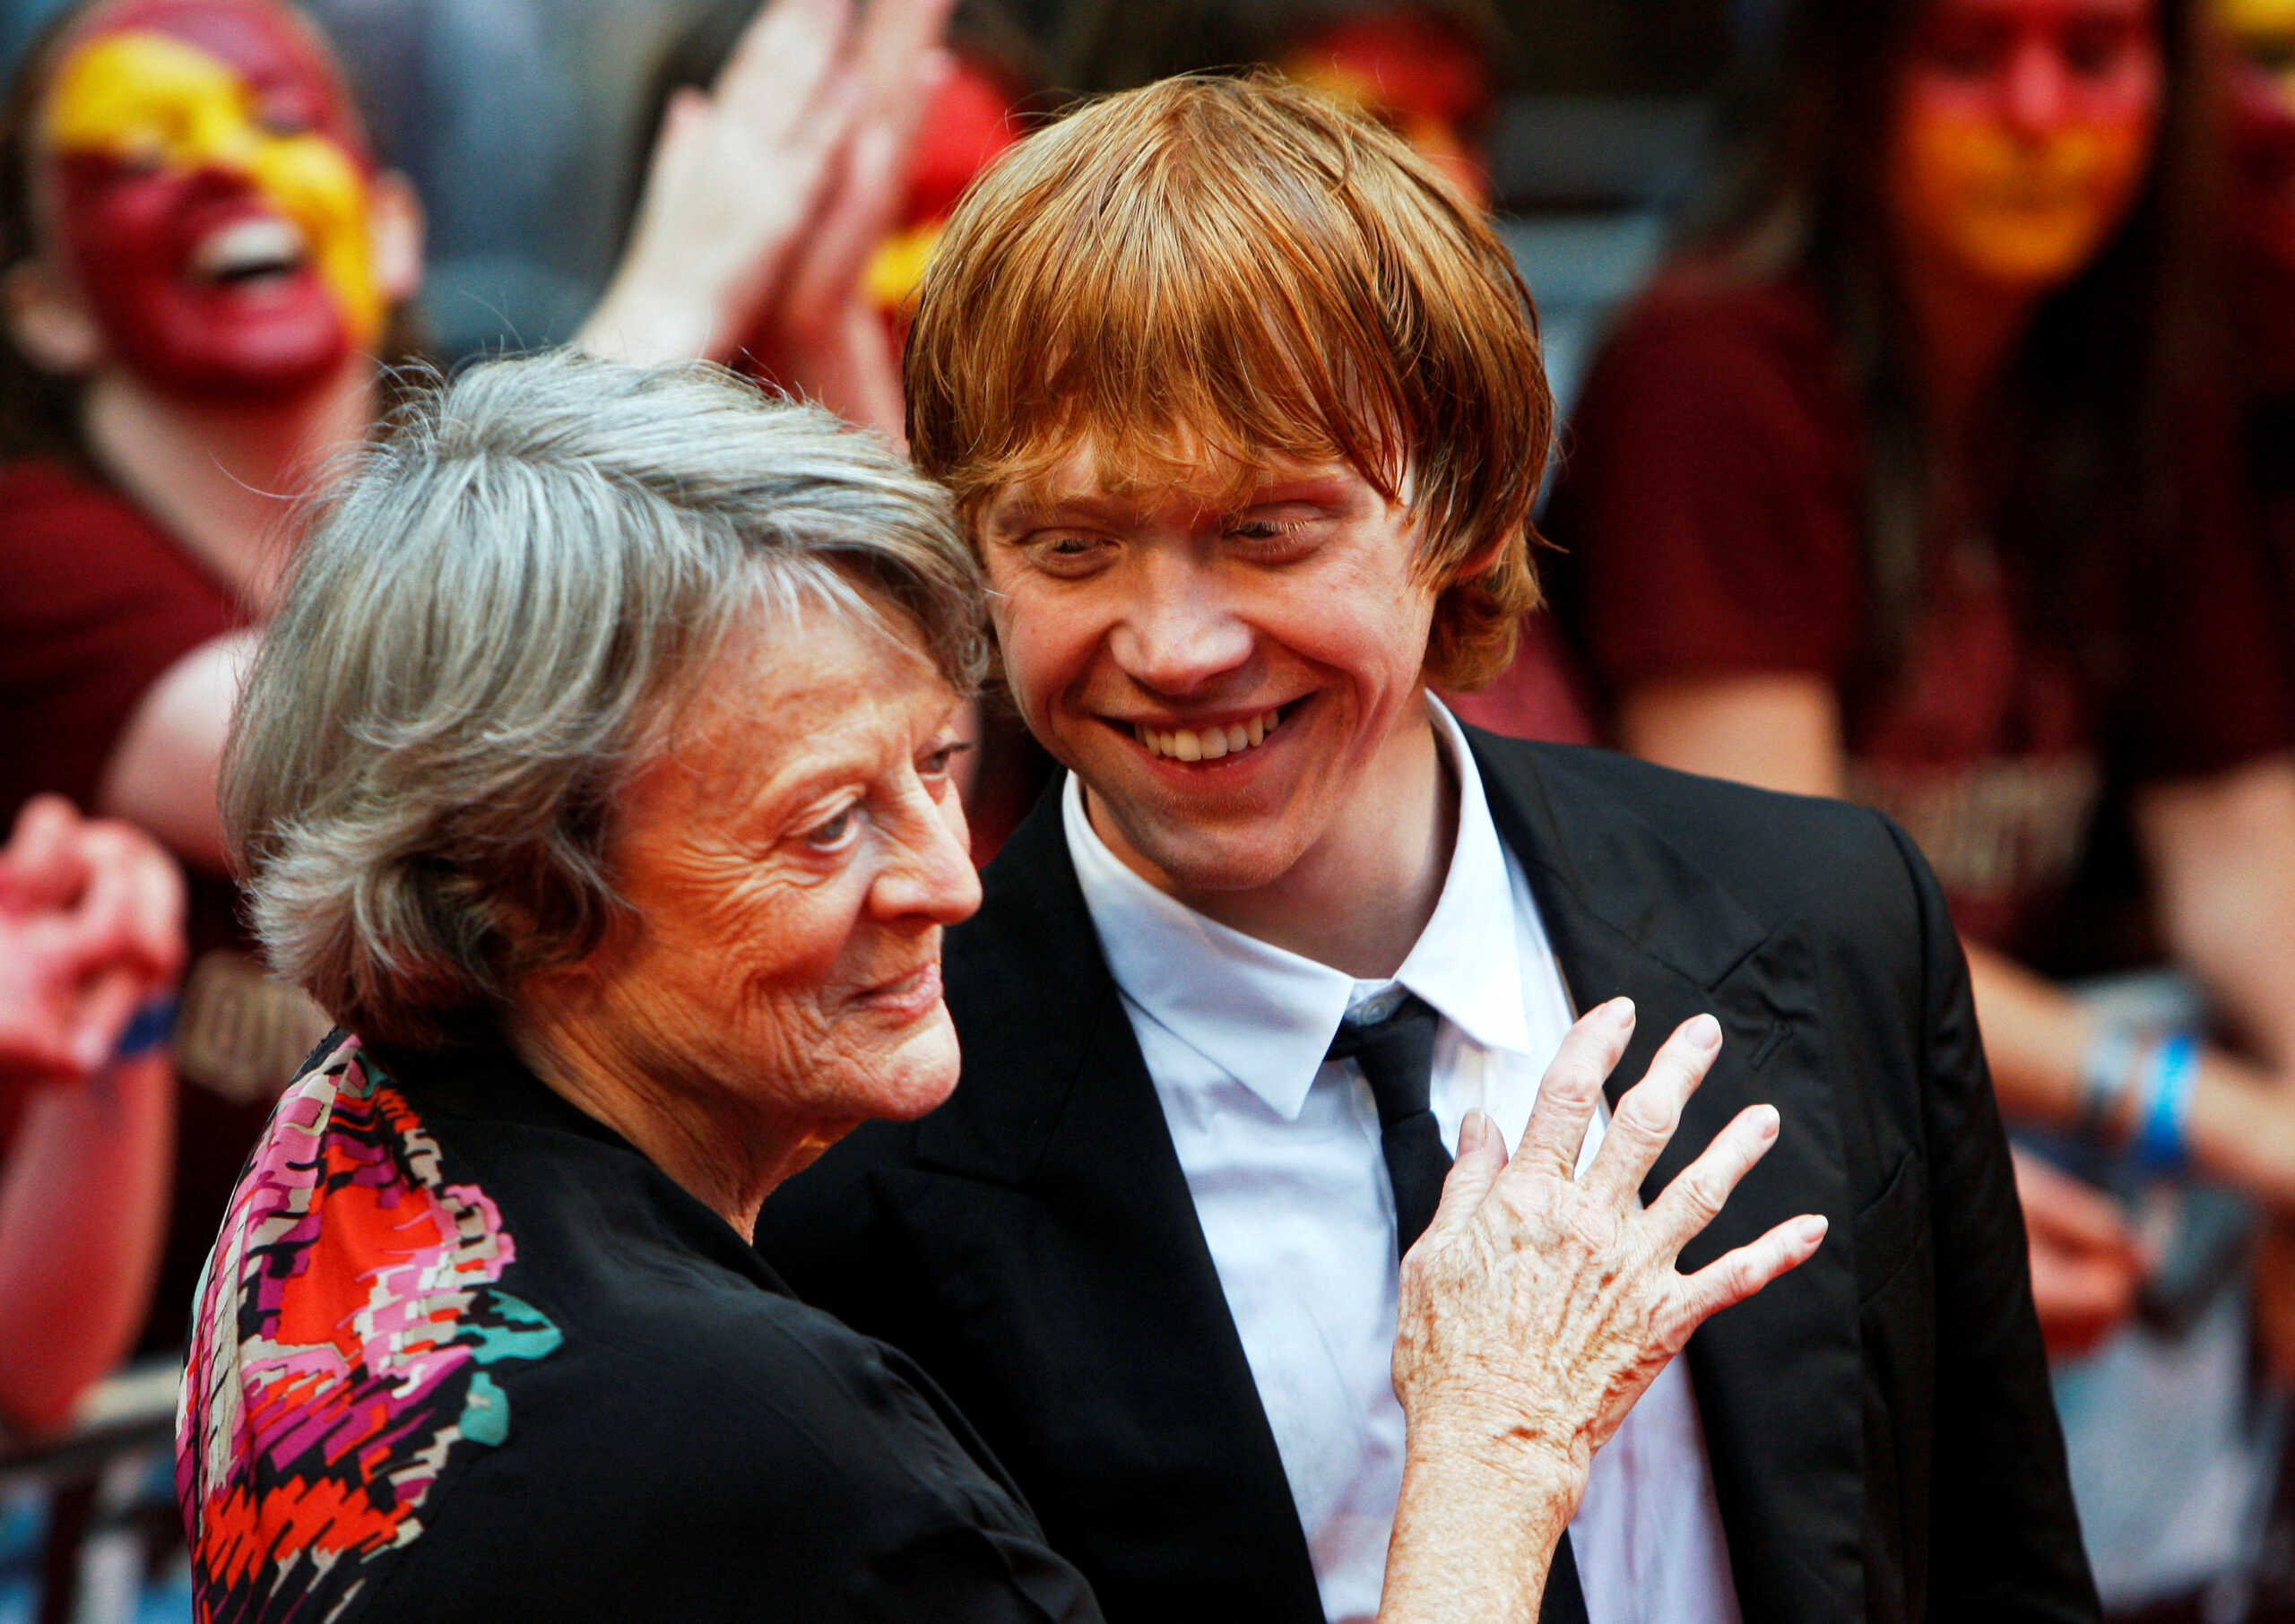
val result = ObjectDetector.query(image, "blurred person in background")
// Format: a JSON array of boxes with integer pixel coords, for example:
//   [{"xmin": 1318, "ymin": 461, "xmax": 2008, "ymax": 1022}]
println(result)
[
  {"xmin": 0, "ymin": 0, "xmax": 950, "ymax": 1365},
  {"xmin": 1544, "ymin": 0, "xmax": 2295, "ymax": 1608},
  {"xmin": 1548, "ymin": 0, "xmax": 2295, "ymax": 1349},
  {"xmin": 0, "ymin": 794, "xmax": 178, "ymax": 1438},
  {"xmin": 0, "ymin": 0, "xmax": 420, "ymax": 1362},
  {"xmin": 2227, "ymin": 0, "xmax": 2295, "ymax": 606}
]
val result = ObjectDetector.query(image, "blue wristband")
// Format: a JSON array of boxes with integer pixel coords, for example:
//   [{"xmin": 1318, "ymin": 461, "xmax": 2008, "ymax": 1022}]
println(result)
[
  {"xmin": 112, "ymin": 996, "xmax": 178, "ymax": 1062},
  {"xmin": 2136, "ymin": 1031, "xmax": 2199, "ymax": 1174}
]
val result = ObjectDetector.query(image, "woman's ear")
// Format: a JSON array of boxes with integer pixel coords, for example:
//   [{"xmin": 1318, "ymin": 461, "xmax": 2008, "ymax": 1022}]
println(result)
[
  {"xmin": 367, "ymin": 169, "xmax": 424, "ymax": 307},
  {"xmin": 3, "ymin": 256, "xmax": 101, "ymax": 376}
]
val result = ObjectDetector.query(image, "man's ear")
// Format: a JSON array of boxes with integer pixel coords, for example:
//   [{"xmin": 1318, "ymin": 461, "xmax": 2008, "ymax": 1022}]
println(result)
[
  {"xmin": 368, "ymin": 169, "xmax": 424, "ymax": 306},
  {"xmin": 1450, "ymin": 529, "xmax": 1511, "ymax": 583},
  {"xmin": 3, "ymin": 256, "xmax": 101, "ymax": 376}
]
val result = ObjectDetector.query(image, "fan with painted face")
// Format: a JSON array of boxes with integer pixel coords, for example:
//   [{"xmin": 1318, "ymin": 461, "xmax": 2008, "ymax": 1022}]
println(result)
[{"xmin": 7, "ymin": 0, "xmax": 420, "ymax": 404}]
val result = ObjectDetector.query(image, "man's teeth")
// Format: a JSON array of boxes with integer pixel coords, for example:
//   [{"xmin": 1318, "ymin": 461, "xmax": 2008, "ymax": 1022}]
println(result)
[
  {"xmin": 1134, "ymin": 709, "xmax": 1283, "ymax": 762},
  {"xmin": 192, "ymin": 218, "xmax": 307, "ymax": 281}
]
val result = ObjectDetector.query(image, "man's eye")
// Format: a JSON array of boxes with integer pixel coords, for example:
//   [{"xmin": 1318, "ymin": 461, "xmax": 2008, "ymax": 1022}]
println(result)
[
  {"xmin": 1026, "ymin": 533, "xmax": 1112, "ymax": 574},
  {"xmin": 1227, "ymin": 517, "xmax": 1315, "ymax": 557}
]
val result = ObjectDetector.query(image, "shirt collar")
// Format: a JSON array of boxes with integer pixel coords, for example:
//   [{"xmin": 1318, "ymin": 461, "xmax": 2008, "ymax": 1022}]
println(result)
[{"xmin": 1063, "ymin": 696, "xmax": 1536, "ymax": 1119}]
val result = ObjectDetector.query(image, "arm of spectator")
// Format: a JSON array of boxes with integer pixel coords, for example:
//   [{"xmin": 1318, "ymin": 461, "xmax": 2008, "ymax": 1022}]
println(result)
[
  {"xmin": 0, "ymin": 797, "xmax": 181, "ymax": 1437},
  {"xmin": 91, "ymin": 626, "xmax": 257, "ymax": 877},
  {"xmin": 2011, "ymin": 1145, "xmax": 2147, "ymax": 1360},
  {"xmin": 2123, "ymin": 756, "xmax": 2295, "ymax": 1208},
  {"xmin": 1378, "ymin": 1001, "xmax": 1823, "ymax": 1620},
  {"xmin": 747, "ymin": 3, "xmax": 954, "ymax": 443},
  {"xmin": 1616, "ymin": 671, "xmax": 1847, "ymax": 797},
  {"xmin": 577, "ymin": 0, "xmax": 954, "ymax": 442},
  {"xmin": 2135, "ymin": 756, "xmax": 2295, "ymax": 1075}
]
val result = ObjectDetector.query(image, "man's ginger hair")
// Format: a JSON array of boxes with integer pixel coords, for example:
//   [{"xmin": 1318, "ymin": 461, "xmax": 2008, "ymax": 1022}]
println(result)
[{"xmin": 902, "ymin": 72, "xmax": 1552, "ymax": 690}]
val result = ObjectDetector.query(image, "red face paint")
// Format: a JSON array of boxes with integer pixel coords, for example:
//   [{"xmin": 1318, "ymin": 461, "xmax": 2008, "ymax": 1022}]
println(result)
[
  {"xmin": 2225, "ymin": 0, "xmax": 2295, "ymax": 276},
  {"xmin": 1887, "ymin": 0, "xmax": 2161, "ymax": 290},
  {"xmin": 1281, "ymin": 10, "xmax": 1494, "ymax": 210},
  {"xmin": 37, "ymin": 0, "xmax": 382, "ymax": 402}
]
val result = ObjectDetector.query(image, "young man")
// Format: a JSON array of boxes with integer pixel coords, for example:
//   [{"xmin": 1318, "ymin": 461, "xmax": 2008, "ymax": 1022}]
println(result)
[{"xmin": 756, "ymin": 75, "xmax": 2094, "ymax": 1624}]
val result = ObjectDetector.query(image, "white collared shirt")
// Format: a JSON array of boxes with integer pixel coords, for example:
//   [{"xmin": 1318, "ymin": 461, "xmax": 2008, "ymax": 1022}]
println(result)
[{"xmin": 1064, "ymin": 698, "xmax": 1740, "ymax": 1624}]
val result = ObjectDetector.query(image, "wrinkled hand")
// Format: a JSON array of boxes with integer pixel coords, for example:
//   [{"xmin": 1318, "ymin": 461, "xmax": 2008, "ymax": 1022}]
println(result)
[
  {"xmin": 0, "ymin": 798, "xmax": 185, "ymax": 1089},
  {"xmin": 2010, "ymin": 1147, "xmax": 2144, "ymax": 1360},
  {"xmin": 579, "ymin": 0, "xmax": 954, "ymax": 391},
  {"xmin": 1393, "ymin": 998, "xmax": 1825, "ymax": 1495}
]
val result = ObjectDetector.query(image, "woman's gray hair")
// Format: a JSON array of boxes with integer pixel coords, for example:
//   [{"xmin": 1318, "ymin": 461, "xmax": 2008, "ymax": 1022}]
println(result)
[{"xmin": 223, "ymin": 350, "xmax": 986, "ymax": 1052}]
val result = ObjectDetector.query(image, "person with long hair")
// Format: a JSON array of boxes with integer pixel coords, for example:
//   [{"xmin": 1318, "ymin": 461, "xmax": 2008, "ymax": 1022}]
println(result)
[{"xmin": 1547, "ymin": 0, "xmax": 2295, "ymax": 1356}]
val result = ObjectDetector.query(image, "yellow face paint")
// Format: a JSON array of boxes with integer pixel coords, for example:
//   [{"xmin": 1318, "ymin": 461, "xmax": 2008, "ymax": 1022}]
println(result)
[
  {"xmin": 41, "ymin": 28, "xmax": 382, "ymax": 347},
  {"xmin": 2222, "ymin": 0, "xmax": 2295, "ymax": 113},
  {"xmin": 2223, "ymin": 0, "xmax": 2295, "ymax": 34},
  {"xmin": 1893, "ymin": 108, "xmax": 2152, "ymax": 286}
]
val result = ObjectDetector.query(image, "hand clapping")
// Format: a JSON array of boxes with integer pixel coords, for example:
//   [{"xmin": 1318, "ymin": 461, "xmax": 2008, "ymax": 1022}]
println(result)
[{"xmin": 0, "ymin": 797, "xmax": 185, "ymax": 1089}]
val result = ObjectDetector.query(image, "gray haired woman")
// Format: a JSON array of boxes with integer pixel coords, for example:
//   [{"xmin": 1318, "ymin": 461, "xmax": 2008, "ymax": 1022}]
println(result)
[{"xmin": 178, "ymin": 350, "xmax": 1815, "ymax": 1623}]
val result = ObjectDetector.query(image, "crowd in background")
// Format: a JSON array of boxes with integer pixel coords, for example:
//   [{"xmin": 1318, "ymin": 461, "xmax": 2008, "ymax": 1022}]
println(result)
[{"xmin": 4, "ymin": 0, "xmax": 2295, "ymax": 1618}]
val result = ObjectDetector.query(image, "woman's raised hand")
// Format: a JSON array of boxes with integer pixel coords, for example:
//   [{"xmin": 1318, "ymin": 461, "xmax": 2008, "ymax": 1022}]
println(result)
[
  {"xmin": 1379, "ymin": 998, "xmax": 1823, "ymax": 1619},
  {"xmin": 1406, "ymin": 1001, "xmax": 1821, "ymax": 1486}
]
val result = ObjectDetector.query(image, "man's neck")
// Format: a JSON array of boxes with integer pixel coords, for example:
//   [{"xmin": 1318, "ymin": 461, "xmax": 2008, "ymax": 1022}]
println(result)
[
  {"xmin": 1118, "ymin": 708, "xmax": 1459, "ymax": 980},
  {"xmin": 78, "ymin": 356, "xmax": 377, "ymax": 611}
]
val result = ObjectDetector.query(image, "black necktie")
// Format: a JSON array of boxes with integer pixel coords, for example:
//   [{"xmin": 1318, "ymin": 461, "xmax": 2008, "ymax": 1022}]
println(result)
[
  {"xmin": 1325, "ymin": 994, "xmax": 1590, "ymax": 1624},
  {"xmin": 1326, "ymin": 993, "xmax": 1448, "ymax": 1256}
]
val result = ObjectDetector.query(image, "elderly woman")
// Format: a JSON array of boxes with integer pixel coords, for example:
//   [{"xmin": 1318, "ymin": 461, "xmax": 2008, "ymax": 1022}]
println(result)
[{"xmin": 178, "ymin": 350, "xmax": 1815, "ymax": 1622}]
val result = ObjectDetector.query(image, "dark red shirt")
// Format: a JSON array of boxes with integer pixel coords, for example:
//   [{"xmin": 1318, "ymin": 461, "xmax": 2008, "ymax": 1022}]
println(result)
[
  {"xmin": 1, "ymin": 457, "xmax": 325, "ymax": 1352},
  {"xmin": 1546, "ymin": 276, "xmax": 2292, "ymax": 954}
]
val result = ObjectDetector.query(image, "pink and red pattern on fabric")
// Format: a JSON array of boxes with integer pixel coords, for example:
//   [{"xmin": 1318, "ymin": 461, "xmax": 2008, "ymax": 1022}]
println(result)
[{"xmin": 176, "ymin": 1035, "xmax": 560, "ymax": 1623}]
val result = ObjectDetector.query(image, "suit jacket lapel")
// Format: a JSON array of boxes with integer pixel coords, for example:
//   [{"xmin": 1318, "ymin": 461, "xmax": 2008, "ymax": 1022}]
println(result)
[
  {"xmin": 905, "ymin": 783, "xmax": 1326, "ymax": 1621},
  {"xmin": 1471, "ymin": 734, "xmax": 1866, "ymax": 1624}
]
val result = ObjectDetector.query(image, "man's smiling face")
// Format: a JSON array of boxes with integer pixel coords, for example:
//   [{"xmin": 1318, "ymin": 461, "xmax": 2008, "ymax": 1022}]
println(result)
[{"xmin": 980, "ymin": 441, "xmax": 1442, "ymax": 903}]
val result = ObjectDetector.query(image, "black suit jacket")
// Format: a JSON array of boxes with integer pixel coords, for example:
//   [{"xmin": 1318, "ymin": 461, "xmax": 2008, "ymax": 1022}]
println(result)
[{"xmin": 758, "ymin": 732, "xmax": 2100, "ymax": 1624}]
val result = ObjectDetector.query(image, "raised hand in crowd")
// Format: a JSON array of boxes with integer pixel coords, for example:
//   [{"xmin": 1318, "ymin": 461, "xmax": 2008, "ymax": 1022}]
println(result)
[
  {"xmin": 0, "ymin": 795, "xmax": 180, "ymax": 1435},
  {"xmin": 578, "ymin": 0, "xmax": 956, "ymax": 440}
]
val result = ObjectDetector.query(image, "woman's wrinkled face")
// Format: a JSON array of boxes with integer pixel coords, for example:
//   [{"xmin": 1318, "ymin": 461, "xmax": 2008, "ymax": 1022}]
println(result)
[
  {"xmin": 1886, "ymin": 0, "xmax": 2162, "ymax": 291},
  {"xmin": 577, "ymin": 601, "xmax": 980, "ymax": 1160},
  {"xmin": 32, "ymin": 0, "xmax": 384, "ymax": 398}
]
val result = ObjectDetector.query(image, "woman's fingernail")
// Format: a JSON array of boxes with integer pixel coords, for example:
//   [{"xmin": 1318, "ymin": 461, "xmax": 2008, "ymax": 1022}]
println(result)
[
  {"xmin": 1606, "ymin": 997, "xmax": 1635, "ymax": 1028},
  {"xmin": 1797, "ymin": 1214, "xmax": 1829, "ymax": 1245},
  {"xmin": 1687, "ymin": 1013, "xmax": 1722, "ymax": 1050}
]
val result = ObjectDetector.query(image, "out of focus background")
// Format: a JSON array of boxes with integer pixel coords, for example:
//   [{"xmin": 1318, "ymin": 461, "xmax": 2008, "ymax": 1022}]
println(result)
[
  {"xmin": 7, "ymin": 0, "xmax": 2295, "ymax": 1619},
  {"xmin": 0, "ymin": 0, "xmax": 1754, "ymax": 391}
]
